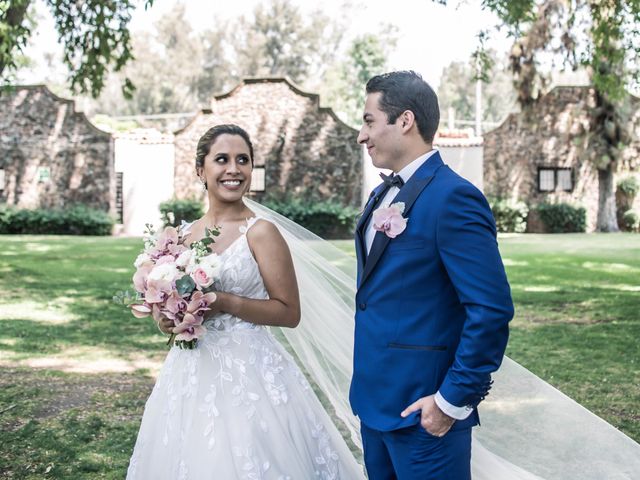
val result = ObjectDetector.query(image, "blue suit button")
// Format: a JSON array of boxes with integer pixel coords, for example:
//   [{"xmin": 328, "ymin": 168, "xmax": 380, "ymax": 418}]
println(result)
[{"xmin": 359, "ymin": 303, "xmax": 367, "ymax": 310}]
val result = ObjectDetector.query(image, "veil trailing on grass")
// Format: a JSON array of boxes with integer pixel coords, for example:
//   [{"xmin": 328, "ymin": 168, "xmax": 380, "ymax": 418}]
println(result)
[{"xmin": 244, "ymin": 198, "xmax": 640, "ymax": 479}]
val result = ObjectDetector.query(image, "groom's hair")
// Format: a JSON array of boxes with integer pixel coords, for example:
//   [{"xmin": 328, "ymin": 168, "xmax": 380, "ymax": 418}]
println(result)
[{"xmin": 366, "ymin": 71, "xmax": 440, "ymax": 143}]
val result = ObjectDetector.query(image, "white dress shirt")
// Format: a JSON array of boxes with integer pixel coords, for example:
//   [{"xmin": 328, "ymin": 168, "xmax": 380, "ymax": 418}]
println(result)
[{"xmin": 364, "ymin": 148, "xmax": 473, "ymax": 421}]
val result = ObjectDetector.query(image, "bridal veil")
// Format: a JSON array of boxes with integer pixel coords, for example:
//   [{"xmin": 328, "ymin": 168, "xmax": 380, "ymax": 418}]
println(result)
[{"xmin": 245, "ymin": 198, "xmax": 640, "ymax": 479}]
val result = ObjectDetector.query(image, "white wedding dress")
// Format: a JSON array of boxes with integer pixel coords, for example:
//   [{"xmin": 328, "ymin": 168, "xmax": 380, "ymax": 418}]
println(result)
[{"xmin": 126, "ymin": 217, "xmax": 365, "ymax": 480}]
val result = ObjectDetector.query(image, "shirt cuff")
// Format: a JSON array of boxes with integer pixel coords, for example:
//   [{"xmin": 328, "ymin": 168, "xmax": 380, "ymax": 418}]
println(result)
[{"xmin": 434, "ymin": 391, "xmax": 474, "ymax": 420}]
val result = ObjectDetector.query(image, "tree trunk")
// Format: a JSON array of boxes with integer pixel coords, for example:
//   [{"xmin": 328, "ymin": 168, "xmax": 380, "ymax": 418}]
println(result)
[
  {"xmin": 596, "ymin": 165, "xmax": 620, "ymax": 232},
  {"xmin": 0, "ymin": 0, "xmax": 32, "ymax": 78}
]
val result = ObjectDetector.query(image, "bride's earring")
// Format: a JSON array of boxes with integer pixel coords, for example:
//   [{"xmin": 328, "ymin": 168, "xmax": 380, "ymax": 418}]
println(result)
[{"xmin": 200, "ymin": 178, "xmax": 207, "ymax": 191}]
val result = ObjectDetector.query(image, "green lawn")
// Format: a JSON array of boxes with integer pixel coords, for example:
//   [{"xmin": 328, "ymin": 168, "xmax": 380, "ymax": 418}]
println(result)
[{"xmin": 0, "ymin": 233, "xmax": 638, "ymax": 478}]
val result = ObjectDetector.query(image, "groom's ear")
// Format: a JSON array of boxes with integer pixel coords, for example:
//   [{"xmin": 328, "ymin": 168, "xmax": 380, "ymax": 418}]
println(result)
[{"xmin": 399, "ymin": 110, "xmax": 415, "ymax": 133}]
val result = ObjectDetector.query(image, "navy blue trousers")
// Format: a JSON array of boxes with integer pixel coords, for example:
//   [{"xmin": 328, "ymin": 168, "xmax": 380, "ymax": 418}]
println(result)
[{"xmin": 361, "ymin": 422, "xmax": 472, "ymax": 480}]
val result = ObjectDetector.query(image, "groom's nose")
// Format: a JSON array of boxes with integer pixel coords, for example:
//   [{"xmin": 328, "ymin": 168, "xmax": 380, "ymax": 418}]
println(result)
[{"xmin": 357, "ymin": 129, "xmax": 367, "ymax": 145}]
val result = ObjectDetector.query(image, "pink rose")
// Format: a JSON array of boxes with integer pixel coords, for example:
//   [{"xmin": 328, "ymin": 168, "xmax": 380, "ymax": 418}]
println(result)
[
  {"xmin": 191, "ymin": 266, "xmax": 214, "ymax": 289},
  {"xmin": 373, "ymin": 202, "xmax": 408, "ymax": 238}
]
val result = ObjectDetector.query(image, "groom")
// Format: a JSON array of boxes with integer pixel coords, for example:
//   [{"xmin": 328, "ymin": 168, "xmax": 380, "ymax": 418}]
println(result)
[{"xmin": 350, "ymin": 71, "xmax": 513, "ymax": 479}]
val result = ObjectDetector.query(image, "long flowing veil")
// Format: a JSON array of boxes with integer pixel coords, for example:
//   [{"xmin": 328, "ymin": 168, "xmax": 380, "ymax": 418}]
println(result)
[{"xmin": 244, "ymin": 198, "xmax": 640, "ymax": 479}]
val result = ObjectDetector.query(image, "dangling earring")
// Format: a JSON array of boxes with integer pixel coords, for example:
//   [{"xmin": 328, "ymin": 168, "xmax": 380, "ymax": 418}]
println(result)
[{"xmin": 200, "ymin": 178, "xmax": 207, "ymax": 191}]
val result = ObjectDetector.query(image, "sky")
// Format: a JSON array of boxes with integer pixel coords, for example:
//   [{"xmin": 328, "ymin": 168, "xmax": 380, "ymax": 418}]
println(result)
[{"xmin": 21, "ymin": 0, "xmax": 512, "ymax": 91}]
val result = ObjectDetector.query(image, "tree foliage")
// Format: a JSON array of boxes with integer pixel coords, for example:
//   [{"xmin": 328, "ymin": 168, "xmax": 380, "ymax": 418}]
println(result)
[
  {"xmin": 1, "ymin": 0, "xmax": 154, "ymax": 97},
  {"xmin": 320, "ymin": 26, "xmax": 398, "ymax": 126},
  {"xmin": 230, "ymin": 0, "xmax": 344, "ymax": 84},
  {"xmin": 438, "ymin": 49, "xmax": 516, "ymax": 126},
  {"xmin": 88, "ymin": 0, "xmax": 351, "ymax": 117}
]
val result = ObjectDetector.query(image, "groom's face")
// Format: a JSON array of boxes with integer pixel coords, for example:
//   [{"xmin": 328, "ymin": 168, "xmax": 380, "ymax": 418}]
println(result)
[{"xmin": 357, "ymin": 92, "xmax": 403, "ymax": 171}]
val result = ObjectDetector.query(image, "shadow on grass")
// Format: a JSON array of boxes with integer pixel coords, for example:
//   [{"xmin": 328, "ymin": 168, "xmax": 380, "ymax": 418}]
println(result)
[{"xmin": 0, "ymin": 236, "xmax": 169, "ymax": 364}]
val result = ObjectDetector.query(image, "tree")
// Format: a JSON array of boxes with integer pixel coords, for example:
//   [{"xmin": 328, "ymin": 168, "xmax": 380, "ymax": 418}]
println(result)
[
  {"xmin": 320, "ymin": 27, "xmax": 398, "ymax": 126},
  {"xmin": 88, "ymin": 3, "xmax": 234, "ymax": 116},
  {"xmin": 438, "ymin": 0, "xmax": 640, "ymax": 231},
  {"xmin": 229, "ymin": 0, "xmax": 344, "ymax": 85},
  {"xmin": 438, "ymin": 50, "xmax": 517, "ymax": 127},
  {"xmin": 89, "ymin": 0, "xmax": 351, "ymax": 117},
  {"xmin": 1, "ymin": 0, "xmax": 153, "ymax": 97}
]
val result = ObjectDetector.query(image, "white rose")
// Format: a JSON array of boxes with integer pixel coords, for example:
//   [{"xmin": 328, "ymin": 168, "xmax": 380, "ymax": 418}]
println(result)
[
  {"xmin": 185, "ymin": 255, "xmax": 198, "ymax": 275},
  {"xmin": 200, "ymin": 254, "xmax": 221, "ymax": 279},
  {"xmin": 148, "ymin": 263, "xmax": 181, "ymax": 283},
  {"xmin": 134, "ymin": 253, "xmax": 152, "ymax": 268},
  {"xmin": 175, "ymin": 249, "xmax": 193, "ymax": 268}
]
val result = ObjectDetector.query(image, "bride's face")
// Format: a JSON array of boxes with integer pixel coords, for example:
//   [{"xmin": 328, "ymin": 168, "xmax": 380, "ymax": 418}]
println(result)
[{"xmin": 199, "ymin": 134, "xmax": 253, "ymax": 203}]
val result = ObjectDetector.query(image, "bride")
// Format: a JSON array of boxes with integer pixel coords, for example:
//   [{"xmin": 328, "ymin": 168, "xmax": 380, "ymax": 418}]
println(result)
[
  {"xmin": 126, "ymin": 124, "xmax": 365, "ymax": 479},
  {"xmin": 127, "ymin": 124, "xmax": 640, "ymax": 479}
]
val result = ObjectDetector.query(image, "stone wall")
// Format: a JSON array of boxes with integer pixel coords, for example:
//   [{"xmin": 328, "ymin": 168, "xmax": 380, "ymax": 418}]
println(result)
[
  {"xmin": 484, "ymin": 86, "xmax": 640, "ymax": 231},
  {"xmin": 0, "ymin": 85, "xmax": 114, "ymax": 212},
  {"xmin": 174, "ymin": 78, "xmax": 362, "ymax": 207}
]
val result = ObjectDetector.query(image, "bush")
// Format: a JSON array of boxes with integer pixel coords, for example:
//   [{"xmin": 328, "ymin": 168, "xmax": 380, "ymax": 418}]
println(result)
[
  {"xmin": 159, "ymin": 198, "xmax": 204, "ymax": 227},
  {"xmin": 617, "ymin": 176, "xmax": 640, "ymax": 197},
  {"xmin": 488, "ymin": 198, "xmax": 529, "ymax": 233},
  {"xmin": 534, "ymin": 202, "xmax": 587, "ymax": 233},
  {"xmin": 0, "ymin": 204, "xmax": 114, "ymax": 235},
  {"xmin": 261, "ymin": 198, "xmax": 359, "ymax": 239},
  {"xmin": 622, "ymin": 209, "xmax": 639, "ymax": 232}
]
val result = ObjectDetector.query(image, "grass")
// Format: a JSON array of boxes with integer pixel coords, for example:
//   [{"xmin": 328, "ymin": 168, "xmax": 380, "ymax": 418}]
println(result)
[{"xmin": 0, "ymin": 233, "xmax": 639, "ymax": 478}]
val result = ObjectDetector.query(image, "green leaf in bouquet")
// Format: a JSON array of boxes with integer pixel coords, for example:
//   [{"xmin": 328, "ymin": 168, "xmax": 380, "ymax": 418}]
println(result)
[
  {"xmin": 176, "ymin": 275, "xmax": 196, "ymax": 296},
  {"xmin": 206, "ymin": 226, "xmax": 221, "ymax": 237},
  {"xmin": 112, "ymin": 290, "xmax": 138, "ymax": 306}
]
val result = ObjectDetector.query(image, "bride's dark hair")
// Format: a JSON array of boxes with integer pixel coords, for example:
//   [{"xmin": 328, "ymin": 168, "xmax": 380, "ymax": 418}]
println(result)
[{"xmin": 195, "ymin": 124, "xmax": 255, "ymax": 172}]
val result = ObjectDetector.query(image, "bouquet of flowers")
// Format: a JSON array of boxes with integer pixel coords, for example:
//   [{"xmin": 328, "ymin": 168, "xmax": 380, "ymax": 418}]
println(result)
[{"xmin": 115, "ymin": 223, "xmax": 222, "ymax": 349}]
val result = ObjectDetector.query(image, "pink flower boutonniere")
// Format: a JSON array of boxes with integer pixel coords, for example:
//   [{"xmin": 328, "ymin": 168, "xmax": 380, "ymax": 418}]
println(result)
[{"xmin": 373, "ymin": 202, "xmax": 408, "ymax": 238}]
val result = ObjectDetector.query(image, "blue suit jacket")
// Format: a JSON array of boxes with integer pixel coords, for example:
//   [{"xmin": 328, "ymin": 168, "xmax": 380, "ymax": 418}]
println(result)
[{"xmin": 349, "ymin": 152, "xmax": 513, "ymax": 432}]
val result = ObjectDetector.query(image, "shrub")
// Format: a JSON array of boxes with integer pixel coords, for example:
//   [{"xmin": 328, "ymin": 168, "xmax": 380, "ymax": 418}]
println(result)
[
  {"xmin": 488, "ymin": 198, "xmax": 529, "ymax": 233},
  {"xmin": 261, "ymin": 198, "xmax": 359, "ymax": 239},
  {"xmin": 617, "ymin": 176, "xmax": 640, "ymax": 198},
  {"xmin": 622, "ymin": 209, "xmax": 639, "ymax": 232},
  {"xmin": 159, "ymin": 198, "xmax": 204, "ymax": 227},
  {"xmin": 0, "ymin": 204, "xmax": 114, "ymax": 235},
  {"xmin": 534, "ymin": 202, "xmax": 587, "ymax": 233}
]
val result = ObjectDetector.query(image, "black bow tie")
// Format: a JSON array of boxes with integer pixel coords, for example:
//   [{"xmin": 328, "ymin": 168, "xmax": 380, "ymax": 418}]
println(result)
[{"xmin": 380, "ymin": 172, "xmax": 405, "ymax": 189}]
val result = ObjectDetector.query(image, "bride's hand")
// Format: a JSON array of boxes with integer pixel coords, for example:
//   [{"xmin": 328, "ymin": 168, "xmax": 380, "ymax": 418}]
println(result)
[
  {"xmin": 158, "ymin": 316, "xmax": 175, "ymax": 334},
  {"xmin": 204, "ymin": 292, "xmax": 228, "ymax": 319}
]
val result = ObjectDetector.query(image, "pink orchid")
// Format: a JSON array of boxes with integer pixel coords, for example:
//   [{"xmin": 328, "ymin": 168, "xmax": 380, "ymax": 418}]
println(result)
[
  {"xmin": 131, "ymin": 303, "xmax": 152, "ymax": 318},
  {"xmin": 188, "ymin": 291, "xmax": 217, "ymax": 313},
  {"xmin": 169, "ymin": 243, "xmax": 188, "ymax": 257},
  {"xmin": 164, "ymin": 292, "xmax": 188, "ymax": 320},
  {"xmin": 373, "ymin": 202, "xmax": 408, "ymax": 238},
  {"xmin": 145, "ymin": 280, "xmax": 172, "ymax": 304},
  {"xmin": 173, "ymin": 322, "xmax": 206, "ymax": 342},
  {"xmin": 182, "ymin": 311, "xmax": 205, "ymax": 326},
  {"xmin": 156, "ymin": 227, "xmax": 179, "ymax": 253},
  {"xmin": 133, "ymin": 264, "xmax": 153, "ymax": 293},
  {"xmin": 151, "ymin": 304, "xmax": 165, "ymax": 323}
]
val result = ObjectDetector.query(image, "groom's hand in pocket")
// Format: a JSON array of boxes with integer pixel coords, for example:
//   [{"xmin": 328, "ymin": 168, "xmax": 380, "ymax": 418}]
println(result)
[{"xmin": 401, "ymin": 394, "xmax": 455, "ymax": 437}]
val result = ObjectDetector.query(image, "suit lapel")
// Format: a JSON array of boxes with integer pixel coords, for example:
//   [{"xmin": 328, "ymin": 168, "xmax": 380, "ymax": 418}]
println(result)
[
  {"xmin": 358, "ymin": 152, "xmax": 444, "ymax": 290},
  {"xmin": 355, "ymin": 184, "xmax": 388, "ymax": 274}
]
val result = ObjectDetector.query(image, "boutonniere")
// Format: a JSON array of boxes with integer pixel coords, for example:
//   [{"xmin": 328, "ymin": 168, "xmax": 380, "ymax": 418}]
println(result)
[{"xmin": 373, "ymin": 202, "xmax": 408, "ymax": 238}]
